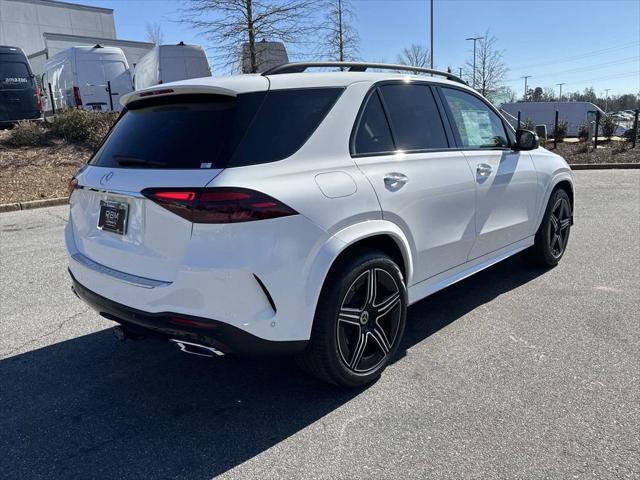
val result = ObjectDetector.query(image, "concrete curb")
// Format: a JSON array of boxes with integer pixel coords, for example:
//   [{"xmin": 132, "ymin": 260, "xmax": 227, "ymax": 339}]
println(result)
[
  {"xmin": 0, "ymin": 197, "xmax": 68, "ymax": 213},
  {"xmin": 570, "ymin": 163, "xmax": 640, "ymax": 170}
]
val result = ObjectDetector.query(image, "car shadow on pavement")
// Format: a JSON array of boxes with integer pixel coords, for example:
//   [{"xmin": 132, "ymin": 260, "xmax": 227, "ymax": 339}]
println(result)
[{"xmin": 0, "ymin": 256, "xmax": 547, "ymax": 480}]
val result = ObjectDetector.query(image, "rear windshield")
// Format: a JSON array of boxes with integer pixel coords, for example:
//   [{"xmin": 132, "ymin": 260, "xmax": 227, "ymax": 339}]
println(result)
[
  {"xmin": 0, "ymin": 61, "xmax": 32, "ymax": 89},
  {"xmin": 90, "ymin": 88, "xmax": 343, "ymax": 169}
]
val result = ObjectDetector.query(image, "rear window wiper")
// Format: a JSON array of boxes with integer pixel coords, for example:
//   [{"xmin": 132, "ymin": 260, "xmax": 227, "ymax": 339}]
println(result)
[{"xmin": 113, "ymin": 155, "xmax": 168, "ymax": 168}]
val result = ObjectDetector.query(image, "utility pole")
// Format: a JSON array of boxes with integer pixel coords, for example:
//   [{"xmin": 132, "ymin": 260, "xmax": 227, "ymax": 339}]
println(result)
[
  {"xmin": 459, "ymin": 67, "xmax": 462, "ymax": 78},
  {"xmin": 522, "ymin": 75, "xmax": 532, "ymax": 101},
  {"xmin": 337, "ymin": 0, "xmax": 343, "ymax": 62},
  {"xmin": 430, "ymin": 0, "xmax": 434, "ymax": 69},
  {"xmin": 557, "ymin": 82, "xmax": 565, "ymax": 101},
  {"xmin": 465, "ymin": 36, "xmax": 484, "ymax": 89},
  {"xmin": 604, "ymin": 89, "xmax": 610, "ymax": 112}
]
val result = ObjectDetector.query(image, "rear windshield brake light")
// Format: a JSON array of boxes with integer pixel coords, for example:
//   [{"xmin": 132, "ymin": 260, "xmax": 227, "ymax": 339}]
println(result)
[
  {"xmin": 142, "ymin": 187, "xmax": 297, "ymax": 223},
  {"xmin": 139, "ymin": 88, "xmax": 174, "ymax": 98}
]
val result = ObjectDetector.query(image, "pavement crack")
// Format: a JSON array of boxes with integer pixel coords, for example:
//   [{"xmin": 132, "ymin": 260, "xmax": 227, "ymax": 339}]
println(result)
[{"xmin": 0, "ymin": 308, "xmax": 89, "ymax": 359}]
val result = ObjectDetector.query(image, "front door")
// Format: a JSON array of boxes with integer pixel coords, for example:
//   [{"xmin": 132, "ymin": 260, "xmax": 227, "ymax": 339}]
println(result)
[{"xmin": 438, "ymin": 86, "xmax": 539, "ymax": 259}]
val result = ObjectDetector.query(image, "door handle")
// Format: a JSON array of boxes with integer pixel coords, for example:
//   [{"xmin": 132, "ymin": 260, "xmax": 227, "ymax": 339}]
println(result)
[
  {"xmin": 384, "ymin": 172, "xmax": 408, "ymax": 190},
  {"xmin": 476, "ymin": 163, "xmax": 493, "ymax": 177}
]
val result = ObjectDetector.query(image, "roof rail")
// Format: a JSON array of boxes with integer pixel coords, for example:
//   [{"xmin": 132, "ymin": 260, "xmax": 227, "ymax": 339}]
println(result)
[{"xmin": 262, "ymin": 61, "xmax": 466, "ymax": 84}]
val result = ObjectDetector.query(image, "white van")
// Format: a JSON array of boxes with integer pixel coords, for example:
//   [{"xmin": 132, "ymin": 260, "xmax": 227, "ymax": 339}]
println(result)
[
  {"xmin": 133, "ymin": 43, "xmax": 211, "ymax": 90},
  {"xmin": 41, "ymin": 45, "xmax": 133, "ymax": 114}
]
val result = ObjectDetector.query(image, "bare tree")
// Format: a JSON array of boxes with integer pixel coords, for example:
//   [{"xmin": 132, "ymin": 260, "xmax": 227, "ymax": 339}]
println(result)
[
  {"xmin": 542, "ymin": 87, "xmax": 556, "ymax": 102},
  {"xmin": 321, "ymin": 0, "xmax": 359, "ymax": 62},
  {"xmin": 463, "ymin": 31, "xmax": 507, "ymax": 96},
  {"xmin": 145, "ymin": 22, "xmax": 164, "ymax": 45},
  {"xmin": 396, "ymin": 44, "xmax": 431, "ymax": 68},
  {"xmin": 180, "ymin": 0, "xmax": 320, "ymax": 73}
]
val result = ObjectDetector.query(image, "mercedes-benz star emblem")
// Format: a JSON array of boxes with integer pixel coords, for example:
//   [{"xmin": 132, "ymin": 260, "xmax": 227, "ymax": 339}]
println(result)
[{"xmin": 100, "ymin": 172, "xmax": 114, "ymax": 185}]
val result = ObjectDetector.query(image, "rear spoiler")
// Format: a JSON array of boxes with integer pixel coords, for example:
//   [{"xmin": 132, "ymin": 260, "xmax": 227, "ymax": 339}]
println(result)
[{"xmin": 120, "ymin": 84, "xmax": 237, "ymax": 108}]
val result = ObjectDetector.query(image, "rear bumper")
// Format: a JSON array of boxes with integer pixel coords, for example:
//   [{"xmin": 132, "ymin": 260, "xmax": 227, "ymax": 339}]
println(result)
[{"xmin": 70, "ymin": 270, "xmax": 307, "ymax": 356}]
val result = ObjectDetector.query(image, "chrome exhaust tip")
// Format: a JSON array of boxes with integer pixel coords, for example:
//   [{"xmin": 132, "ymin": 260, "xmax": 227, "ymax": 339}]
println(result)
[{"xmin": 170, "ymin": 339, "xmax": 224, "ymax": 357}]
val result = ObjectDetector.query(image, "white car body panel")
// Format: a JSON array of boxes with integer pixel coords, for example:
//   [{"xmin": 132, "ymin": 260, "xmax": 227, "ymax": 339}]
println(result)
[
  {"xmin": 66, "ymin": 69, "xmax": 574, "ymax": 350},
  {"xmin": 462, "ymin": 150, "xmax": 539, "ymax": 259},
  {"xmin": 353, "ymin": 150, "xmax": 476, "ymax": 283}
]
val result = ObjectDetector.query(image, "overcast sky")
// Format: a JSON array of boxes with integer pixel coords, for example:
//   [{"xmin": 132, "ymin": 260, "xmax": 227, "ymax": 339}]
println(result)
[{"xmin": 80, "ymin": 0, "xmax": 640, "ymax": 96}]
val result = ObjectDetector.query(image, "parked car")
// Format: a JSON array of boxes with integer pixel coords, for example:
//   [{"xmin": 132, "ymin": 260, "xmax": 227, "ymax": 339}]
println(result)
[
  {"xmin": 66, "ymin": 62, "xmax": 574, "ymax": 387},
  {"xmin": 501, "ymin": 101, "xmax": 604, "ymax": 137},
  {"xmin": 133, "ymin": 42, "xmax": 210, "ymax": 90},
  {"xmin": 41, "ymin": 45, "xmax": 133, "ymax": 114},
  {"xmin": 0, "ymin": 45, "xmax": 42, "ymax": 126}
]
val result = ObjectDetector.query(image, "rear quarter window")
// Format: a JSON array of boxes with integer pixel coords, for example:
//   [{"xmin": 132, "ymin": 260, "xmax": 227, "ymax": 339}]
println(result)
[{"xmin": 228, "ymin": 88, "xmax": 343, "ymax": 167}]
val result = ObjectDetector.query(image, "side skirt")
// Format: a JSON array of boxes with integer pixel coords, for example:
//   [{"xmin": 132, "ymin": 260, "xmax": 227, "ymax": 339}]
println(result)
[{"xmin": 407, "ymin": 236, "xmax": 534, "ymax": 305}]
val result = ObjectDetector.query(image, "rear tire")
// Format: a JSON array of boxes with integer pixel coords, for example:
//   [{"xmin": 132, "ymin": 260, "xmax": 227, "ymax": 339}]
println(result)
[
  {"xmin": 523, "ymin": 188, "xmax": 572, "ymax": 267},
  {"xmin": 298, "ymin": 250, "xmax": 407, "ymax": 387}
]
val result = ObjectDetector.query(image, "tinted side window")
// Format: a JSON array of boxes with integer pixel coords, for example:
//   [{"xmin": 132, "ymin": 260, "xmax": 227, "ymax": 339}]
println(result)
[
  {"xmin": 354, "ymin": 90, "xmax": 394, "ymax": 155},
  {"xmin": 379, "ymin": 84, "xmax": 448, "ymax": 151},
  {"xmin": 230, "ymin": 88, "xmax": 343, "ymax": 167},
  {"xmin": 441, "ymin": 87, "xmax": 508, "ymax": 148}
]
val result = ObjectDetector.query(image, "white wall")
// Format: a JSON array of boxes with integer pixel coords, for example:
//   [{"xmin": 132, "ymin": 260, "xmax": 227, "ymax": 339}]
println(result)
[{"xmin": 0, "ymin": 0, "xmax": 116, "ymax": 55}]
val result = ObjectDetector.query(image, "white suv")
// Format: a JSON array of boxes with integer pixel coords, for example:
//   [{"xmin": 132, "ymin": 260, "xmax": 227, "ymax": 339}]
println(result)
[{"xmin": 67, "ymin": 62, "xmax": 574, "ymax": 387}]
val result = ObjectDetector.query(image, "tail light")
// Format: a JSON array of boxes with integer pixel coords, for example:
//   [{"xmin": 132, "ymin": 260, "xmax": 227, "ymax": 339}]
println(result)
[
  {"xmin": 35, "ymin": 87, "xmax": 43, "ymax": 112},
  {"xmin": 73, "ymin": 86, "xmax": 82, "ymax": 107},
  {"xmin": 68, "ymin": 178, "xmax": 78, "ymax": 195},
  {"xmin": 142, "ymin": 187, "xmax": 298, "ymax": 223}
]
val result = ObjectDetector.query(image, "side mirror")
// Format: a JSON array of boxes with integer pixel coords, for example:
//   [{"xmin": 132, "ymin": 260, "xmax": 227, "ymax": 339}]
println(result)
[{"xmin": 515, "ymin": 129, "xmax": 539, "ymax": 150}]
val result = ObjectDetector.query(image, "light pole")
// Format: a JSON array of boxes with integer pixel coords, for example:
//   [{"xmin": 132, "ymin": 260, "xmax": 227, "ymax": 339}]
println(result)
[
  {"xmin": 430, "ymin": 0, "xmax": 434, "ymax": 69},
  {"xmin": 604, "ymin": 89, "xmax": 610, "ymax": 112},
  {"xmin": 522, "ymin": 75, "xmax": 532, "ymax": 101},
  {"xmin": 465, "ymin": 36, "xmax": 483, "ymax": 89},
  {"xmin": 557, "ymin": 82, "xmax": 565, "ymax": 101}
]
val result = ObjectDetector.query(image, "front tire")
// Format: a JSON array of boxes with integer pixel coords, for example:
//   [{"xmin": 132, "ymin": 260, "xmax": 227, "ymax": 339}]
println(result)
[
  {"xmin": 524, "ymin": 188, "xmax": 572, "ymax": 267},
  {"xmin": 298, "ymin": 250, "xmax": 407, "ymax": 387}
]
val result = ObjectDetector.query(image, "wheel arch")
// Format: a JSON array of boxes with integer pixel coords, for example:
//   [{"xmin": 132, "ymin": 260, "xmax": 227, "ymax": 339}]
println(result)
[
  {"xmin": 534, "ymin": 171, "xmax": 574, "ymax": 231},
  {"xmin": 305, "ymin": 220, "xmax": 415, "ymax": 326},
  {"xmin": 554, "ymin": 179, "xmax": 574, "ymax": 210}
]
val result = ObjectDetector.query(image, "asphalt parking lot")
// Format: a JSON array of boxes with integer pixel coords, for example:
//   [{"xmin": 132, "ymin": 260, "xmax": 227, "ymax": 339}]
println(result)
[{"xmin": 1, "ymin": 169, "xmax": 638, "ymax": 479}]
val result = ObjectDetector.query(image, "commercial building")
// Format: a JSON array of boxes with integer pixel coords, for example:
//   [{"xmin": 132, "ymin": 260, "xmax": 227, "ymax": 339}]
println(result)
[{"xmin": 0, "ymin": 0, "xmax": 153, "ymax": 74}]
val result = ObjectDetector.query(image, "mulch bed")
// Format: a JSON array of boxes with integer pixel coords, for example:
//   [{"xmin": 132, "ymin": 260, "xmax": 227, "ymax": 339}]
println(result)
[
  {"xmin": 0, "ymin": 131, "xmax": 91, "ymax": 204},
  {"xmin": 549, "ymin": 140, "xmax": 639, "ymax": 164}
]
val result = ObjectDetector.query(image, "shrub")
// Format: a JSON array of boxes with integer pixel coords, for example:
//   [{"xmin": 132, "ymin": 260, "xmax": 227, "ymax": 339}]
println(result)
[
  {"xmin": 576, "ymin": 141, "xmax": 590, "ymax": 154},
  {"xmin": 3, "ymin": 121, "xmax": 50, "ymax": 147},
  {"xmin": 577, "ymin": 122, "xmax": 589, "ymax": 141},
  {"xmin": 49, "ymin": 109, "xmax": 119, "ymax": 148},
  {"xmin": 612, "ymin": 140, "xmax": 628, "ymax": 155},
  {"xmin": 522, "ymin": 119, "xmax": 536, "ymax": 131},
  {"xmin": 623, "ymin": 126, "xmax": 637, "ymax": 143},
  {"xmin": 553, "ymin": 120, "xmax": 568, "ymax": 142},
  {"xmin": 600, "ymin": 115, "xmax": 617, "ymax": 139}
]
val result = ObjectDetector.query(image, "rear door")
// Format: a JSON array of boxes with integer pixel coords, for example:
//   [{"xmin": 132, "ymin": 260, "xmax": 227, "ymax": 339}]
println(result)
[
  {"xmin": 76, "ymin": 54, "xmax": 130, "ymax": 111},
  {"xmin": 351, "ymin": 82, "xmax": 476, "ymax": 283},
  {"xmin": 437, "ymin": 86, "xmax": 538, "ymax": 259},
  {"xmin": 0, "ymin": 55, "xmax": 39, "ymax": 122},
  {"xmin": 70, "ymin": 91, "xmax": 267, "ymax": 282}
]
